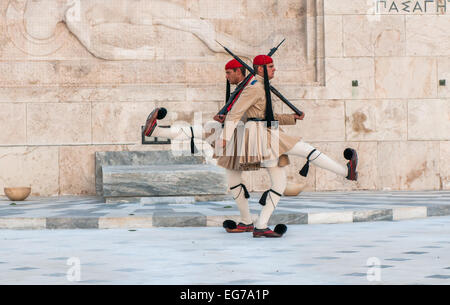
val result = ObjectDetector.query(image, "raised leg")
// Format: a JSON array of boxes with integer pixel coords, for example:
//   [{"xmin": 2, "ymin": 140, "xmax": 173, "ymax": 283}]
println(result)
[{"xmin": 286, "ymin": 141, "xmax": 348, "ymax": 177}]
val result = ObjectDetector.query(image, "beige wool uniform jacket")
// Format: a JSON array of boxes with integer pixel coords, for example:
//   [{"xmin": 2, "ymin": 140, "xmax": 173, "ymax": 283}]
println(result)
[{"xmin": 215, "ymin": 75, "xmax": 301, "ymax": 171}]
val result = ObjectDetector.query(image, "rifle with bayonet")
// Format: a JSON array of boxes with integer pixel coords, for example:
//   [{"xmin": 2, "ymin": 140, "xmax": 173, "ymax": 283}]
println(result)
[
  {"xmin": 216, "ymin": 40, "xmax": 304, "ymax": 118},
  {"xmin": 214, "ymin": 39, "xmax": 286, "ymax": 123}
]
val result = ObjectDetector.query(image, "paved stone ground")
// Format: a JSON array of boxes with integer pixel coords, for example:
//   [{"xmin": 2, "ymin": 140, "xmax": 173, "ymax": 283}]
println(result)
[
  {"xmin": 1, "ymin": 191, "xmax": 450, "ymax": 229},
  {"xmin": 1, "ymin": 216, "xmax": 449, "ymax": 285}
]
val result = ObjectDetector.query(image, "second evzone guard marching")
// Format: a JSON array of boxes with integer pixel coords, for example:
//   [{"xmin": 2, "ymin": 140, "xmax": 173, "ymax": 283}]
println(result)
[{"xmin": 144, "ymin": 54, "xmax": 358, "ymax": 239}]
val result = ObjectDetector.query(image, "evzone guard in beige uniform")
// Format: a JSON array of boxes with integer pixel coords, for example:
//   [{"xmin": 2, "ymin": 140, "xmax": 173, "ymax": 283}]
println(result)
[
  {"xmin": 218, "ymin": 55, "xmax": 358, "ymax": 238},
  {"xmin": 143, "ymin": 60, "xmax": 257, "ymax": 234},
  {"xmin": 143, "ymin": 56, "xmax": 358, "ymax": 238}
]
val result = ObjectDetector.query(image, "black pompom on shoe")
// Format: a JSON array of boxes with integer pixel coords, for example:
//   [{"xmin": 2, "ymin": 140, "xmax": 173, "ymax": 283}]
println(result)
[
  {"xmin": 274, "ymin": 224, "xmax": 288, "ymax": 236},
  {"xmin": 344, "ymin": 148, "xmax": 355, "ymax": 160},
  {"xmin": 223, "ymin": 220, "xmax": 237, "ymax": 230},
  {"xmin": 157, "ymin": 107, "xmax": 167, "ymax": 120}
]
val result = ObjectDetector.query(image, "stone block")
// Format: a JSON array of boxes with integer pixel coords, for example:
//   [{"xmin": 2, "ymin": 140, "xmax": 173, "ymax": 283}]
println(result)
[
  {"xmin": 46, "ymin": 217, "xmax": 99, "ymax": 229},
  {"xmin": 0, "ymin": 147, "xmax": 59, "ymax": 196},
  {"xmin": 98, "ymin": 217, "xmax": 153, "ymax": 229},
  {"xmin": 375, "ymin": 57, "xmax": 437, "ymax": 99},
  {"xmin": 185, "ymin": 62, "xmax": 224, "ymax": 84},
  {"xmin": 0, "ymin": 218, "xmax": 46, "ymax": 230},
  {"xmin": 346, "ymin": 99, "xmax": 407, "ymax": 141},
  {"xmin": 408, "ymin": 99, "xmax": 450, "ymax": 140},
  {"xmin": 102, "ymin": 164, "xmax": 227, "ymax": 197},
  {"xmin": 343, "ymin": 15, "xmax": 405, "ymax": 57},
  {"xmin": 0, "ymin": 62, "xmax": 58, "ymax": 86},
  {"xmin": 0, "ymin": 86, "xmax": 59, "ymax": 103},
  {"xmin": 91, "ymin": 102, "xmax": 155, "ymax": 144},
  {"xmin": 378, "ymin": 141, "xmax": 440, "ymax": 191},
  {"xmin": 324, "ymin": 0, "xmax": 374, "ymax": 15},
  {"xmin": 27, "ymin": 103, "xmax": 91, "ymax": 145},
  {"xmin": 268, "ymin": 213, "xmax": 308, "ymax": 225},
  {"xmin": 0, "ymin": 103, "xmax": 26, "ymax": 145},
  {"xmin": 440, "ymin": 141, "xmax": 450, "ymax": 190},
  {"xmin": 186, "ymin": 85, "xmax": 223, "ymax": 103},
  {"xmin": 308, "ymin": 211, "xmax": 353, "ymax": 224},
  {"xmin": 325, "ymin": 57, "xmax": 375, "ymax": 99},
  {"xmin": 353, "ymin": 209, "xmax": 393, "ymax": 222},
  {"xmin": 59, "ymin": 145, "xmax": 127, "ymax": 196},
  {"xmin": 406, "ymin": 15, "xmax": 450, "ymax": 56},
  {"xmin": 324, "ymin": 15, "xmax": 343, "ymax": 57},
  {"xmin": 95, "ymin": 150, "xmax": 204, "ymax": 195},
  {"xmin": 392, "ymin": 207, "xmax": 427, "ymax": 221},
  {"xmin": 282, "ymin": 99, "xmax": 345, "ymax": 142},
  {"xmin": 438, "ymin": 57, "xmax": 450, "ymax": 98},
  {"xmin": 152, "ymin": 213, "xmax": 207, "ymax": 227},
  {"xmin": 58, "ymin": 84, "xmax": 186, "ymax": 103}
]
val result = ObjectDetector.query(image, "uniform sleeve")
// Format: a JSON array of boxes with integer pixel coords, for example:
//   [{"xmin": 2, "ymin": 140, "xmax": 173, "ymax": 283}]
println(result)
[
  {"xmin": 220, "ymin": 87, "xmax": 258, "ymax": 141},
  {"xmin": 274, "ymin": 113, "xmax": 297, "ymax": 125}
]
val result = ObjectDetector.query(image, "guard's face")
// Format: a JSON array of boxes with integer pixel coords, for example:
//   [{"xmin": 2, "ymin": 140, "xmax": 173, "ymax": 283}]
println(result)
[
  {"xmin": 266, "ymin": 63, "xmax": 276, "ymax": 80},
  {"xmin": 225, "ymin": 69, "xmax": 242, "ymax": 85},
  {"xmin": 257, "ymin": 63, "xmax": 276, "ymax": 80}
]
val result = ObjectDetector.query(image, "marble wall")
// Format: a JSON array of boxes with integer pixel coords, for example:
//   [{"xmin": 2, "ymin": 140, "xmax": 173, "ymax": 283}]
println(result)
[{"xmin": 0, "ymin": 0, "xmax": 448, "ymax": 196}]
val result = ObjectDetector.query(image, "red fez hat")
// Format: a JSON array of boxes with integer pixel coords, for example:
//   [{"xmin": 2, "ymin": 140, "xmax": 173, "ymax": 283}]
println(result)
[
  {"xmin": 253, "ymin": 55, "xmax": 273, "ymax": 66},
  {"xmin": 225, "ymin": 59, "xmax": 243, "ymax": 70}
]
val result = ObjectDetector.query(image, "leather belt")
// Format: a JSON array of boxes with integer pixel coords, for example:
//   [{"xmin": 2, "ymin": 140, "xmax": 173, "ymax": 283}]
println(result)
[{"xmin": 247, "ymin": 118, "xmax": 279, "ymax": 129}]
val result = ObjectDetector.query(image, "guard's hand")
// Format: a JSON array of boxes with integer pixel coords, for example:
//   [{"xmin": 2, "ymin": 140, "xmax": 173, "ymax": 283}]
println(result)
[
  {"xmin": 294, "ymin": 113, "xmax": 305, "ymax": 121},
  {"xmin": 214, "ymin": 114, "xmax": 226, "ymax": 123}
]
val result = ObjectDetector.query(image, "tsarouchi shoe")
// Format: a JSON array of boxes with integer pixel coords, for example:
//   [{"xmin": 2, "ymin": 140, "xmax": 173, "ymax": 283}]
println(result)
[
  {"xmin": 253, "ymin": 224, "xmax": 287, "ymax": 238},
  {"xmin": 143, "ymin": 107, "xmax": 167, "ymax": 137},
  {"xmin": 344, "ymin": 148, "xmax": 358, "ymax": 181},
  {"xmin": 223, "ymin": 220, "xmax": 254, "ymax": 233}
]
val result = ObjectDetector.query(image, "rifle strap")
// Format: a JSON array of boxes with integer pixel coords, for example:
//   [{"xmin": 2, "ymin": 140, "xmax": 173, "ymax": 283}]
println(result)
[
  {"xmin": 226, "ymin": 80, "xmax": 231, "ymax": 104},
  {"xmin": 263, "ymin": 65, "xmax": 275, "ymax": 128},
  {"xmin": 226, "ymin": 76, "xmax": 253, "ymax": 112}
]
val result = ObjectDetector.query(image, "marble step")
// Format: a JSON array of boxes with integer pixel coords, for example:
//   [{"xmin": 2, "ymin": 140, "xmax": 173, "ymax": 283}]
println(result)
[
  {"xmin": 95, "ymin": 150, "xmax": 204, "ymax": 195},
  {"xmin": 102, "ymin": 164, "xmax": 227, "ymax": 198},
  {"xmin": 105, "ymin": 194, "xmax": 231, "ymax": 204}
]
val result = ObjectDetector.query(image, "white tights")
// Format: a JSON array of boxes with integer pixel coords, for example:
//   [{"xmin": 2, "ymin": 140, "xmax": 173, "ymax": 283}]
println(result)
[
  {"xmin": 152, "ymin": 125, "xmax": 199, "ymax": 141},
  {"xmin": 286, "ymin": 141, "xmax": 347, "ymax": 177},
  {"xmin": 226, "ymin": 169, "xmax": 252, "ymax": 225},
  {"xmin": 226, "ymin": 167, "xmax": 287, "ymax": 229},
  {"xmin": 255, "ymin": 166, "xmax": 287, "ymax": 229}
]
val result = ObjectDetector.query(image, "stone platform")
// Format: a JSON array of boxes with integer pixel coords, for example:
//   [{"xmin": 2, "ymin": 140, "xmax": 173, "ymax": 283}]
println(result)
[
  {"xmin": 0, "ymin": 191, "xmax": 449, "ymax": 230},
  {"xmin": 102, "ymin": 164, "xmax": 227, "ymax": 197},
  {"xmin": 96, "ymin": 151, "xmax": 228, "ymax": 203}
]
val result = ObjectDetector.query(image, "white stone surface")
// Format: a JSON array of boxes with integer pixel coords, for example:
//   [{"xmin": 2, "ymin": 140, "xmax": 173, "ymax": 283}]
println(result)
[
  {"xmin": 393, "ymin": 207, "xmax": 427, "ymax": 220},
  {"xmin": 3, "ymin": 216, "xmax": 450, "ymax": 284}
]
